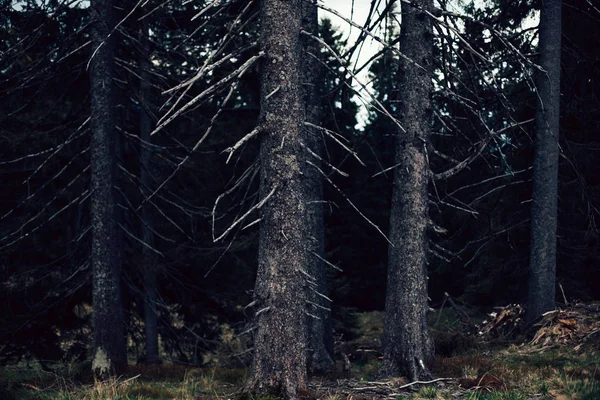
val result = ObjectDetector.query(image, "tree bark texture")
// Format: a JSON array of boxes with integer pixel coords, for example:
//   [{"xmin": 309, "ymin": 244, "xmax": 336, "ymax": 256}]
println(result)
[
  {"xmin": 245, "ymin": 0, "xmax": 309, "ymax": 398},
  {"xmin": 380, "ymin": 0, "xmax": 434, "ymax": 381},
  {"xmin": 527, "ymin": 0, "xmax": 561, "ymax": 324},
  {"xmin": 301, "ymin": 0, "xmax": 334, "ymax": 374},
  {"xmin": 89, "ymin": 0, "xmax": 127, "ymax": 378},
  {"xmin": 139, "ymin": 16, "xmax": 160, "ymax": 365}
]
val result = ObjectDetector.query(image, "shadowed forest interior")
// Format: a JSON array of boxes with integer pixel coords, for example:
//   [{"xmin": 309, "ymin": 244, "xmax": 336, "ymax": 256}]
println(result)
[{"xmin": 0, "ymin": 0, "xmax": 599, "ymax": 399}]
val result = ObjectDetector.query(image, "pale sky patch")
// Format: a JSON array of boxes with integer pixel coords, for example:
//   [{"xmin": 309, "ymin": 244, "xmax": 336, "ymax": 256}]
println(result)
[
  {"xmin": 320, "ymin": 0, "xmax": 539, "ymax": 129},
  {"xmin": 321, "ymin": 1, "xmax": 396, "ymax": 128}
]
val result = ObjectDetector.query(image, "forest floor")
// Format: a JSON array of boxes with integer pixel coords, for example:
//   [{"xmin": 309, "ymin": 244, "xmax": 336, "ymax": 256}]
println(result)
[{"xmin": 2, "ymin": 302, "xmax": 599, "ymax": 400}]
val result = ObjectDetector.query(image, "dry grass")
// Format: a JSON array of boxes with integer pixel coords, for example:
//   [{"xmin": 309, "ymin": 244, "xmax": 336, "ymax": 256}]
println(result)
[
  {"xmin": 3, "ymin": 350, "xmax": 598, "ymax": 399},
  {"xmin": 3, "ymin": 308, "xmax": 599, "ymax": 399},
  {"xmin": 0, "ymin": 364, "xmax": 245, "ymax": 400}
]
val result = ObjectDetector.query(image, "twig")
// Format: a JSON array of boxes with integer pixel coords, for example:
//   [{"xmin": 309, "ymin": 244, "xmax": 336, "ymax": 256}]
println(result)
[
  {"xmin": 304, "ymin": 122, "xmax": 365, "ymax": 167},
  {"xmin": 213, "ymin": 185, "xmax": 277, "ymax": 242},
  {"xmin": 20, "ymin": 383, "xmax": 41, "ymax": 391},
  {"xmin": 559, "ymin": 282, "xmax": 568, "ymax": 306},
  {"xmin": 397, "ymin": 377, "xmax": 454, "ymax": 389},
  {"xmin": 223, "ymin": 127, "xmax": 261, "ymax": 164},
  {"xmin": 119, "ymin": 374, "xmax": 141, "ymax": 385},
  {"xmin": 311, "ymin": 251, "xmax": 343, "ymax": 272},
  {"xmin": 300, "ymin": 141, "xmax": 349, "ymax": 177},
  {"xmin": 118, "ymin": 223, "xmax": 164, "ymax": 257},
  {"xmin": 434, "ymin": 295, "xmax": 448, "ymax": 327}
]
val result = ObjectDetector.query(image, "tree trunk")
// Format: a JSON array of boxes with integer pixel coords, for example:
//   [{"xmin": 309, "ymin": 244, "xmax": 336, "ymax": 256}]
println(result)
[
  {"xmin": 143, "ymin": 270, "xmax": 159, "ymax": 364},
  {"xmin": 245, "ymin": 0, "xmax": 309, "ymax": 397},
  {"xmin": 89, "ymin": 0, "xmax": 127, "ymax": 379},
  {"xmin": 301, "ymin": 0, "xmax": 334, "ymax": 375},
  {"xmin": 380, "ymin": 0, "xmax": 434, "ymax": 381},
  {"xmin": 137, "ymin": 14, "xmax": 161, "ymax": 365},
  {"xmin": 526, "ymin": 0, "xmax": 561, "ymax": 324}
]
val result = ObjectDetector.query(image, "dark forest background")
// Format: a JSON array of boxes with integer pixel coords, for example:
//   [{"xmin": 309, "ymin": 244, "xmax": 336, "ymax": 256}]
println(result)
[{"xmin": 0, "ymin": 0, "xmax": 599, "ymax": 370}]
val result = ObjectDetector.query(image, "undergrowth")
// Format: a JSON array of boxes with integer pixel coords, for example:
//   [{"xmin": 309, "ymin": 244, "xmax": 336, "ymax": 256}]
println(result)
[{"xmin": 2, "ymin": 308, "xmax": 598, "ymax": 399}]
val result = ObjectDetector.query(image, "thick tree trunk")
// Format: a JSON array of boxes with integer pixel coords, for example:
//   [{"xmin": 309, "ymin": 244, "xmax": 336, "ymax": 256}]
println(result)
[
  {"xmin": 526, "ymin": 0, "xmax": 561, "ymax": 324},
  {"xmin": 89, "ymin": 0, "xmax": 127, "ymax": 379},
  {"xmin": 380, "ymin": 0, "xmax": 434, "ymax": 381},
  {"xmin": 301, "ymin": 0, "xmax": 334, "ymax": 375},
  {"xmin": 245, "ymin": 0, "xmax": 309, "ymax": 398},
  {"xmin": 138, "ymin": 15, "xmax": 160, "ymax": 365}
]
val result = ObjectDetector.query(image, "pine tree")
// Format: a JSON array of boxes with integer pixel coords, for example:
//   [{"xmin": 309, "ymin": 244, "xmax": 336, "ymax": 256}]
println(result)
[
  {"xmin": 302, "ymin": 0, "xmax": 334, "ymax": 375},
  {"xmin": 89, "ymin": 0, "xmax": 127, "ymax": 378},
  {"xmin": 380, "ymin": 0, "xmax": 434, "ymax": 380},
  {"xmin": 526, "ymin": 0, "xmax": 561, "ymax": 324},
  {"xmin": 245, "ymin": 0, "xmax": 310, "ymax": 396}
]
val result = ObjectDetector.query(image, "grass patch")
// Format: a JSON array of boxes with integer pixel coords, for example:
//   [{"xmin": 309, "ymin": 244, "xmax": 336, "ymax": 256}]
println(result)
[
  {"xmin": 351, "ymin": 359, "xmax": 380, "ymax": 381},
  {"xmin": 579, "ymin": 382, "xmax": 600, "ymax": 400},
  {"xmin": 0, "ymin": 363, "xmax": 245, "ymax": 400},
  {"xmin": 414, "ymin": 386, "xmax": 444, "ymax": 399},
  {"xmin": 557, "ymin": 376, "xmax": 599, "ymax": 400},
  {"xmin": 392, "ymin": 386, "xmax": 449, "ymax": 400},
  {"xmin": 429, "ymin": 307, "xmax": 482, "ymax": 356},
  {"xmin": 464, "ymin": 391, "xmax": 530, "ymax": 400},
  {"xmin": 237, "ymin": 391, "xmax": 282, "ymax": 400},
  {"xmin": 124, "ymin": 383, "xmax": 175, "ymax": 399},
  {"xmin": 431, "ymin": 344, "xmax": 599, "ymax": 399},
  {"xmin": 349, "ymin": 311, "xmax": 383, "ymax": 360},
  {"xmin": 4, "ymin": 308, "xmax": 599, "ymax": 400}
]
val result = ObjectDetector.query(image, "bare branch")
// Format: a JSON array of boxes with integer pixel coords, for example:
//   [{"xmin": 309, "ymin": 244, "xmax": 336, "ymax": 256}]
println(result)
[
  {"xmin": 304, "ymin": 122, "xmax": 365, "ymax": 167},
  {"xmin": 223, "ymin": 127, "xmax": 261, "ymax": 164},
  {"xmin": 118, "ymin": 223, "xmax": 164, "ymax": 257},
  {"xmin": 300, "ymin": 141, "xmax": 349, "ymax": 177},
  {"xmin": 213, "ymin": 185, "xmax": 278, "ymax": 243},
  {"xmin": 311, "ymin": 251, "xmax": 343, "ymax": 272},
  {"xmin": 307, "ymin": 160, "xmax": 392, "ymax": 246}
]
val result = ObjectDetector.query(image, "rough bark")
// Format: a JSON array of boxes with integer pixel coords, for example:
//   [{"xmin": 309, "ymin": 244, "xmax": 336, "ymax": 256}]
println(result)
[
  {"xmin": 380, "ymin": 0, "xmax": 434, "ymax": 381},
  {"xmin": 90, "ymin": 0, "xmax": 127, "ymax": 379},
  {"xmin": 526, "ymin": 0, "xmax": 561, "ymax": 324},
  {"xmin": 244, "ymin": 0, "xmax": 309, "ymax": 398},
  {"xmin": 302, "ymin": 0, "xmax": 334, "ymax": 375},
  {"xmin": 139, "ymin": 16, "xmax": 160, "ymax": 364}
]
